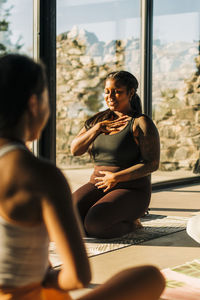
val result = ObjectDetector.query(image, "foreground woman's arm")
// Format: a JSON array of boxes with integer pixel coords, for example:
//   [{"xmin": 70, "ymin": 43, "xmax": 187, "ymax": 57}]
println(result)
[{"xmin": 41, "ymin": 162, "xmax": 91, "ymax": 291}]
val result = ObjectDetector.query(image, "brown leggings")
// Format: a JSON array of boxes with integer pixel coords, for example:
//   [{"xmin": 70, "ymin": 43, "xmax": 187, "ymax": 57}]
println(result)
[{"xmin": 73, "ymin": 173, "xmax": 151, "ymax": 238}]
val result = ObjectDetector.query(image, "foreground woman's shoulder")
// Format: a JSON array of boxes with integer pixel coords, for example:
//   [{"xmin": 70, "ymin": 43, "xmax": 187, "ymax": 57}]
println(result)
[
  {"xmin": 18, "ymin": 150, "xmax": 70, "ymax": 194},
  {"xmin": 36, "ymin": 156, "xmax": 68, "ymax": 185}
]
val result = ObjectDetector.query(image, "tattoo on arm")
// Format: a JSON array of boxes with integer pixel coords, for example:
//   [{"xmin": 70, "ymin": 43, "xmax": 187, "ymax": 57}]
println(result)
[{"xmin": 138, "ymin": 117, "xmax": 160, "ymax": 172}]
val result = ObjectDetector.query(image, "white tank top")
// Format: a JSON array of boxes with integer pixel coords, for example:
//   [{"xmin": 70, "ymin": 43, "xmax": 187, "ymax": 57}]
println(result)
[{"xmin": 0, "ymin": 143, "xmax": 49, "ymax": 287}]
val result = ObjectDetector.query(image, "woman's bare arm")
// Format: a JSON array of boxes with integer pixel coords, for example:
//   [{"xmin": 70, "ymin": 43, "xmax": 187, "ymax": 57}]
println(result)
[
  {"xmin": 112, "ymin": 115, "xmax": 160, "ymax": 181},
  {"xmin": 41, "ymin": 163, "xmax": 91, "ymax": 291},
  {"xmin": 71, "ymin": 126, "xmax": 100, "ymax": 156}
]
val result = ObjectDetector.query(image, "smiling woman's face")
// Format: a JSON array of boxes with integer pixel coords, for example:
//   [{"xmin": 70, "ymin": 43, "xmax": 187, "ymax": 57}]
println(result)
[{"xmin": 104, "ymin": 79, "xmax": 134, "ymax": 114}]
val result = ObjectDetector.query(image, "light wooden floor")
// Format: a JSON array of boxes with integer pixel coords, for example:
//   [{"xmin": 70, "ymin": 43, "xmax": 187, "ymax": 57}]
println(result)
[{"xmin": 66, "ymin": 183, "xmax": 200, "ymax": 299}]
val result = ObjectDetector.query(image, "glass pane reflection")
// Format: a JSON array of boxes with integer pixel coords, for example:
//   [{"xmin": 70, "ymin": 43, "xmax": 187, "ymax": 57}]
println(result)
[
  {"xmin": 0, "ymin": 0, "xmax": 33, "ymax": 56},
  {"xmin": 152, "ymin": 0, "xmax": 200, "ymax": 183},
  {"xmin": 56, "ymin": 0, "xmax": 141, "ymax": 180}
]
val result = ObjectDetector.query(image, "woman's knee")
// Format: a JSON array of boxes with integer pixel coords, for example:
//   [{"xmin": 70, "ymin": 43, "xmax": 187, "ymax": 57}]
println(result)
[
  {"xmin": 144, "ymin": 265, "xmax": 165, "ymax": 297},
  {"xmin": 142, "ymin": 265, "xmax": 165, "ymax": 285},
  {"xmin": 117, "ymin": 265, "xmax": 165, "ymax": 298},
  {"xmin": 96, "ymin": 265, "xmax": 165, "ymax": 300},
  {"xmin": 134, "ymin": 265, "xmax": 165, "ymax": 295},
  {"xmin": 84, "ymin": 205, "xmax": 108, "ymax": 237}
]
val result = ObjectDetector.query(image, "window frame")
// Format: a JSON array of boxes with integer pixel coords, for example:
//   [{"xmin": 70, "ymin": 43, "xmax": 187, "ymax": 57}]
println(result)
[{"xmin": 37, "ymin": 0, "xmax": 200, "ymax": 188}]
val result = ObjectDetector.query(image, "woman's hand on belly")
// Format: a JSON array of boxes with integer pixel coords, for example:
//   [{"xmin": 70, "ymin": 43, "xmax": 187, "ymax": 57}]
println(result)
[{"xmin": 94, "ymin": 171, "xmax": 118, "ymax": 192}]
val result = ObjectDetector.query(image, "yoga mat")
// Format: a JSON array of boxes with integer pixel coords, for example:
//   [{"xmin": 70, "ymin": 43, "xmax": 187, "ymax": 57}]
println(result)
[
  {"xmin": 49, "ymin": 214, "xmax": 188, "ymax": 266},
  {"xmin": 161, "ymin": 259, "xmax": 200, "ymax": 299}
]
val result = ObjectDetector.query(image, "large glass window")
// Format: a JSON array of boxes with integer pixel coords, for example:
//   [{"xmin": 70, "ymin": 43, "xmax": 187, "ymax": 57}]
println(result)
[
  {"xmin": 0, "ymin": 0, "xmax": 33, "ymax": 56},
  {"xmin": 152, "ymin": 0, "xmax": 200, "ymax": 183},
  {"xmin": 56, "ymin": 0, "xmax": 141, "ymax": 189}
]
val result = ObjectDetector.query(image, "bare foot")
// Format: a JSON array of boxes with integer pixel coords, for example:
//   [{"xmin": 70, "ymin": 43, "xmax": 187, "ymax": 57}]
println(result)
[{"xmin": 133, "ymin": 219, "xmax": 143, "ymax": 229}]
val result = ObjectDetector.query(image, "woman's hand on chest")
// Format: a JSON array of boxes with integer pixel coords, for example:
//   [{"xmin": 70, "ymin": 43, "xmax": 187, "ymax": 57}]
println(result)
[{"xmin": 97, "ymin": 116, "xmax": 130, "ymax": 135}]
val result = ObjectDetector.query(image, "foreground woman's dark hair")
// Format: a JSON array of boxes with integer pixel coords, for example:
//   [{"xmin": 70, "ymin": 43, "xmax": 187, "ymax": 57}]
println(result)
[{"xmin": 0, "ymin": 54, "xmax": 47, "ymax": 131}]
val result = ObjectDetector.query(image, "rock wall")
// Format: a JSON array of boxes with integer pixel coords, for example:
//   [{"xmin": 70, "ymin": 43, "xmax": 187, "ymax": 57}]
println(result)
[
  {"xmin": 56, "ymin": 26, "xmax": 200, "ymax": 171},
  {"xmin": 56, "ymin": 26, "xmax": 138, "ymax": 168},
  {"xmin": 154, "ymin": 50, "xmax": 200, "ymax": 171}
]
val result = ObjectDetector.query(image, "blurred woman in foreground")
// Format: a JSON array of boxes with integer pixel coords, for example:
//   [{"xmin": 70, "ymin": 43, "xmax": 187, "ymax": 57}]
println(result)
[{"xmin": 0, "ymin": 53, "xmax": 165, "ymax": 300}]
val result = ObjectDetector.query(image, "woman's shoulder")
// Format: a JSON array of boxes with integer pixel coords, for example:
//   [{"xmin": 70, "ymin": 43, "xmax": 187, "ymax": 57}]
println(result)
[
  {"xmin": 0, "ymin": 149, "xmax": 70, "ymax": 221},
  {"xmin": 16, "ymin": 150, "xmax": 71, "ymax": 207},
  {"xmin": 13, "ymin": 149, "xmax": 68, "ymax": 192},
  {"xmin": 133, "ymin": 114, "xmax": 158, "ymax": 133},
  {"xmin": 134, "ymin": 114, "xmax": 153, "ymax": 125}
]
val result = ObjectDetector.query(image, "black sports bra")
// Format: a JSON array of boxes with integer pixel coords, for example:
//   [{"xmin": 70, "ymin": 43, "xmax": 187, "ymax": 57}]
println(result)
[{"xmin": 91, "ymin": 118, "xmax": 141, "ymax": 168}]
